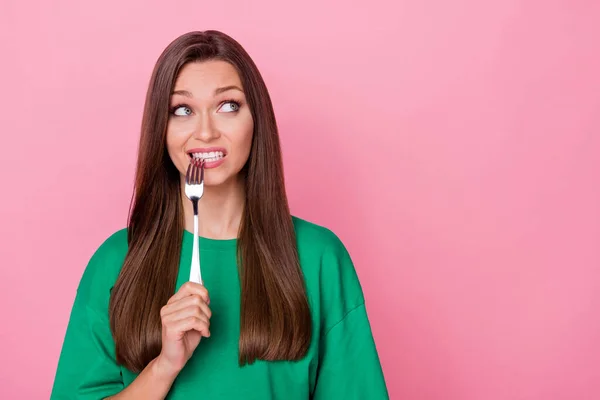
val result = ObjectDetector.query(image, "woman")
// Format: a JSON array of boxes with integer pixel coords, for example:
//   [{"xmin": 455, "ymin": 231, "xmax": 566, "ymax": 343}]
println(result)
[{"xmin": 51, "ymin": 30, "xmax": 388, "ymax": 399}]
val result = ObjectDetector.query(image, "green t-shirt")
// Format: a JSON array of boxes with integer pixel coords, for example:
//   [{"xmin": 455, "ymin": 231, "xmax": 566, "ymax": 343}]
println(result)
[{"xmin": 51, "ymin": 216, "xmax": 389, "ymax": 399}]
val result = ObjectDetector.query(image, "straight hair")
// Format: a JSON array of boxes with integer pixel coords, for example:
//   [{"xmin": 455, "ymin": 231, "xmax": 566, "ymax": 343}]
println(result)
[{"xmin": 109, "ymin": 31, "xmax": 311, "ymax": 372}]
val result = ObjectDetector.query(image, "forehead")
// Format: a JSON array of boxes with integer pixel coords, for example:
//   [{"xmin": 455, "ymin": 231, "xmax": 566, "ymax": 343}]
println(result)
[{"xmin": 173, "ymin": 60, "xmax": 243, "ymax": 95}]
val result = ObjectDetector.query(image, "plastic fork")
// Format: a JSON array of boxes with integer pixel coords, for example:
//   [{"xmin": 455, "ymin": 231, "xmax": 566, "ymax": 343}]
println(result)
[{"xmin": 184, "ymin": 159, "xmax": 205, "ymax": 284}]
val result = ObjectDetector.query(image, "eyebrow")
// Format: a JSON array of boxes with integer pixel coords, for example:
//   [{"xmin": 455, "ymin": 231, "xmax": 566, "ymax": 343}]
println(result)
[
  {"xmin": 171, "ymin": 85, "xmax": 244, "ymax": 98},
  {"xmin": 215, "ymin": 85, "xmax": 244, "ymax": 95}
]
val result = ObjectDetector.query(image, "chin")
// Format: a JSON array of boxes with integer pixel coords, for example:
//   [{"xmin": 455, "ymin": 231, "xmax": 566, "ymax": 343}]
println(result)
[
  {"xmin": 205, "ymin": 170, "xmax": 244, "ymax": 188},
  {"xmin": 203, "ymin": 175, "xmax": 230, "ymax": 187}
]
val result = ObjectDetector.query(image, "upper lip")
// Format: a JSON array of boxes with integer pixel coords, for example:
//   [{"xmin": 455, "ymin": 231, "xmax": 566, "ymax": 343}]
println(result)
[{"xmin": 186, "ymin": 147, "xmax": 227, "ymax": 156}]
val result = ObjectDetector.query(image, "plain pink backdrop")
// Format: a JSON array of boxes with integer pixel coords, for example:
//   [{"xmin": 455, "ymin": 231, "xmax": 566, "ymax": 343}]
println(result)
[{"xmin": 1, "ymin": 1, "xmax": 599, "ymax": 399}]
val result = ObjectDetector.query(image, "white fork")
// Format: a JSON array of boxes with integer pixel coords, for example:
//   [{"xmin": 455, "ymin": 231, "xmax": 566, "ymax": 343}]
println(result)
[{"xmin": 184, "ymin": 159, "xmax": 205, "ymax": 284}]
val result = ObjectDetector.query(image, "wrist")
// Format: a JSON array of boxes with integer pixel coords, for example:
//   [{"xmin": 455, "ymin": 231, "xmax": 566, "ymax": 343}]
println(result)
[{"xmin": 152, "ymin": 355, "xmax": 181, "ymax": 382}]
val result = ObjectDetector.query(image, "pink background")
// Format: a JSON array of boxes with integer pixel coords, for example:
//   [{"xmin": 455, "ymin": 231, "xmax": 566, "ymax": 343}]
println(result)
[{"xmin": 1, "ymin": 1, "xmax": 599, "ymax": 399}]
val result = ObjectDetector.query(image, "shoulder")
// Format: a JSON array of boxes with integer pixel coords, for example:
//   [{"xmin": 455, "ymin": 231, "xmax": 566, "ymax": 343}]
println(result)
[
  {"xmin": 291, "ymin": 216, "xmax": 365, "ymax": 328},
  {"xmin": 291, "ymin": 216, "xmax": 356, "ymax": 273},
  {"xmin": 292, "ymin": 216, "xmax": 347, "ymax": 255},
  {"xmin": 76, "ymin": 228, "xmax": 129, "ymax": 311}
]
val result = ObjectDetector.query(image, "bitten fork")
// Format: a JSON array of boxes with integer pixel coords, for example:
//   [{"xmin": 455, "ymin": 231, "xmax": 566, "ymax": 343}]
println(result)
[{"xmin": 184, "ymin": 159, "xmax": 205, "ymax": 284}]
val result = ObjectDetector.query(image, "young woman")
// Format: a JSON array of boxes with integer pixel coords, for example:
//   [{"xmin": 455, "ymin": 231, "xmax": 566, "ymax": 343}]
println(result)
[{"xmin": 51, "ymin": 30, "xmax": 388, "ymax": 399}]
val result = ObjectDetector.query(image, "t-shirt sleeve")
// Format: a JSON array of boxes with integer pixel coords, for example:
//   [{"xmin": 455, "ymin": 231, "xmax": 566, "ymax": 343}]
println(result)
[
  {"xmin": 311, "ymin": 230, "xmax": 389, "ymax": 399},
  {"xmin": 50, "ymin": 294, "xmax": 124, "ymax": 399},
  {"xmin": 312, "ymin": 304, "xmax": 389, "ymax": 399},
  {"xmin": 50, "ymin": 231, "xmax": 127, "ymax": 399}
]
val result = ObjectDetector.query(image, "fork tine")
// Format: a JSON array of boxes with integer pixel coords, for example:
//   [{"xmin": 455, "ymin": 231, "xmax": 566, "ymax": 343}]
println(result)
[
  {"xmin": 191, "ymin": 160, "xmax": 197, "ymax": 184},
  {"xmin": 195, "ymin": 159, "xmax": 201, "ymax": 184},
  {"xmin": 199, "ymin": 160, "xmax": 204, "ymax": 183},
  {"xmin": 194, "ymin": 160, "xmax": 201, "ymax": 184},
  {"xmin": 186, "ymin": 161, "xmax": 193, "ymax": 184}
]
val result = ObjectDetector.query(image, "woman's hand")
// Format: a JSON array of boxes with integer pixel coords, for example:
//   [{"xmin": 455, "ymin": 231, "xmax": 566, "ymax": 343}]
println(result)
[{"xmin": 155, "ymin": 281, "xmax": 211, "ymax": 376}]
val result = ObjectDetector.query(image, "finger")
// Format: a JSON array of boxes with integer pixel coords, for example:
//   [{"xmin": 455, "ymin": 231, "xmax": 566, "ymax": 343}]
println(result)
[
  {"xmin": 167, "ymin": 282, "xmax": 209, "ymax": 304},
  {"xmin": 167, "ymin": 316, "xmax": 211, "ymax": 338},
  {"xmin": 161, "ymin": 295, "xmax": 212, "ymax": 319},
  {"xmin": 167, "ymin": 282, "xmax": 209, "ymax": 305},
  {"xmin": 162, "ymin": 305, "xmax": 211, "ymax": 327}
]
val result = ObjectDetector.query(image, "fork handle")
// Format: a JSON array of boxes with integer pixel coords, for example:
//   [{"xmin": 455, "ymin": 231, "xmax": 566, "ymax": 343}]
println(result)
[{"xmin": 190, "ymin": 201, "xmax": 202, "ymax": 284}]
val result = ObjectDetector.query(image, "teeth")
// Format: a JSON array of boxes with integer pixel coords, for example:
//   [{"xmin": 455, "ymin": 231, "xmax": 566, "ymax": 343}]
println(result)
[{"xmin": 191, "ymin": 151, "xmax": 224, "ymax": 161}]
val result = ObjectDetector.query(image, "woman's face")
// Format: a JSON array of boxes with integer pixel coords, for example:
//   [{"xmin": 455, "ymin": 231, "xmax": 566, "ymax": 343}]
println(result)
[{"xmin": 166, "ymin": 60, "xmax": 254, "ymax": 187}]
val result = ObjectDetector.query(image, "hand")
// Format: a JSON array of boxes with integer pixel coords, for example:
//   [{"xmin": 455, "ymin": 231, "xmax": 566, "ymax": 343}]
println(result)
[{"xmin": 155, "ymin": 282, "xmax": 211, "ymax": 376}]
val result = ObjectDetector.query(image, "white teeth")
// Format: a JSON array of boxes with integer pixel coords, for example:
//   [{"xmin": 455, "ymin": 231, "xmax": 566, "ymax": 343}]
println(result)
[{"xmin": 191, "ymin": 151, "xmax": 224, "ymax": 161}]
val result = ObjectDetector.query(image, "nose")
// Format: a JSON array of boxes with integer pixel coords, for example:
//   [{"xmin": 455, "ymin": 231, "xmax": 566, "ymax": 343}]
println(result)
[{"xmin": 192, "ymin": 112, "xmax": 220, "ymax": 141}]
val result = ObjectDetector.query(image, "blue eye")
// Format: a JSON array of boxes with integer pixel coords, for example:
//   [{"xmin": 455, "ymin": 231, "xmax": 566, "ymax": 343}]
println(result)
[
  {"xmin": 172, "ymin": 106, "xmax": 192, "ymax": 116},
  {"xmin": 219, "ymin": 101, "xmax": 240, "ymax": 113}
]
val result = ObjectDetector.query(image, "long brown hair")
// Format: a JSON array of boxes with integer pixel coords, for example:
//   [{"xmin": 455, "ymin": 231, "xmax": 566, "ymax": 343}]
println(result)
[{"xmin": 109, "ymin": 31, "xmax": 311, "ymax": 372}]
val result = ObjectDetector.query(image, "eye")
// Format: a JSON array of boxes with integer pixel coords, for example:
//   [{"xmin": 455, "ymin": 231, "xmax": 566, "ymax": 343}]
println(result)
[
  {"xmin": 172, "ymin": 106, "xmax": 192, "ymax": 116},
  {"xmin": 219, "ymin": 101, "xmax": 240, "ymax": 113}
]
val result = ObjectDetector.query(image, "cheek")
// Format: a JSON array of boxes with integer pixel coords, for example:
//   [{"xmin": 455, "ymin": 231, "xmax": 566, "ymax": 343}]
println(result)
[
  {"xmin": 235, "ymin": 123, "xmax": 254, "ymax": 165},
  {"xmin": 166, "ymin": 125, "xmax": 189, "ymax": 166},
  {"xmin": 221, "ymin": 114, "xmax": 253, "ymax": 165},
  {"xmin": 165, "ymin": 132, "xmax": 177, "ymax": 159},
  {"xmin": 239, "ymin": 115, "xmax": 254, "ymax": 150},
  {"xmin": 243, "ymin": 133, "xmax": 253, "ymax": 160},
  {"xmin": 167, "ymin": 122, "xmax": 190, "ymax": 144}
]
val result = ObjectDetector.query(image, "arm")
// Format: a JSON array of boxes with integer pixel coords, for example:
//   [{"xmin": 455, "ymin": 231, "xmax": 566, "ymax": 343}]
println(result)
[
  {"xmin": 51, "ymin": 282, "xmax": 211, "ymax": 400},
  {"xmin": 51, "ymin": 232, "xmax": 129, "ymax": 399},
  {"xmin": 51, "ymin": 231, "xmax": 210, "ymax": 399},
  {"xmin": 107, "ymin": 282, "xmax": 212, "ymax": 399},
  {"xmin": 50, "ymin": 296, "xmax": 125, "ymax": 399},
  {"xmin": 310, "ymin": 229, "xmax": 389, "ymax": 399},
  {"xmin": 51, "ymin": 294, "xmax": 178, "ymax": 400},
  {"xmin": 104, "ymin": 357, "xmax": 176, "ymax": 400},
  {"xmin": 312, "ymin": 303, "xmax": 389, "ymax": 399}
]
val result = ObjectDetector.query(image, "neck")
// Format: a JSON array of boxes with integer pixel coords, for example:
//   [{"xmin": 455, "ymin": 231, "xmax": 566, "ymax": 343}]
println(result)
[{"xmin": 180, "ymin": 174, "xmax": 245, "ymax": 240}]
